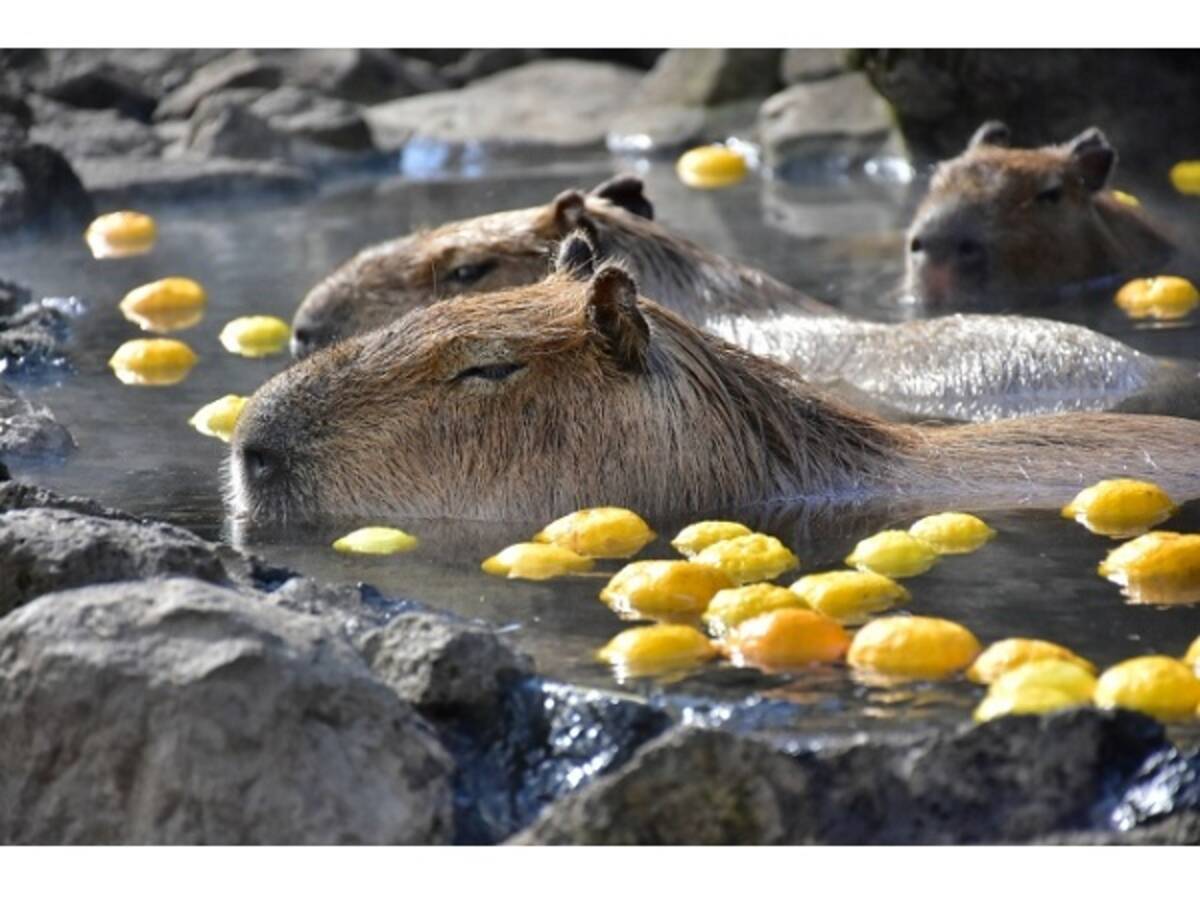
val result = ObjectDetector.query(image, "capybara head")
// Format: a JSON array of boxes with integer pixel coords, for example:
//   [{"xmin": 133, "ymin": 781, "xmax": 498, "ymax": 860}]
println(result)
[
  {"xmin": 289, "ymin": 175, "xmax": 655, "ymax": 357},
  {"xmin": 233, "ymin": 231, "xmax": 896, "ymax": 524},
  {"xmin": 905, "ymin": 121, "xmax": 1174, "ymax": 310}
]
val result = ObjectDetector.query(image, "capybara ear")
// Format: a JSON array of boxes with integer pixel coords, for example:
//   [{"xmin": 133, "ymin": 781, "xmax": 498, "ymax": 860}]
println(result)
[
  {"xmin": 555, "ymin": 229, "xmax": 596, "ymax": 280},
  {"xmin": 541, "ymin": 189, "xmax": 588, "ymax": 237},
  {"xmin": 589, "ymin": 174, "xmax": 655, "ymax": 220},
  {"xmin": 967, "ymin": 120, "xmax": 1010, "ymax": 150},
  {"xmin": 585, "ymin": 264, "xmax": 649, "ymax": 373},
  {"xmin": 1066, "ymin": 127, "xmax": 1117, "ymax": 192}
]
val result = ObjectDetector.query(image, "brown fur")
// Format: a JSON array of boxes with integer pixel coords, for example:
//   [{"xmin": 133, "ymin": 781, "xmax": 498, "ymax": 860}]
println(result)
[
  {"xmin": 290, "ymin": 177, "xmax": 831, "ymax": 356},
  {"xmin": 232, "ymin": 251, "xmax": 1200, "ymax": 524},
  {"xmin": 906, "ymin": 122, "xmax": 1175, "ymax": 311}
]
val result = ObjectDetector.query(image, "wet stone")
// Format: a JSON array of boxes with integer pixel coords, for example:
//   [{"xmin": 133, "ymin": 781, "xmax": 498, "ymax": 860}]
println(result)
[
  {"xmin": 0, "ymin": 383, "xmax": 74, "ymax": 461},
  {"xmin": 0, "ymin": 577, "xmax": 455, "ymax": 844}
]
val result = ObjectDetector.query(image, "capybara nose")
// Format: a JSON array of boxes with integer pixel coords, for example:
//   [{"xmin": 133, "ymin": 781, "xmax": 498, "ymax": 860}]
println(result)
[{"xmin": 239, "ymin": 443, "xmax": 283, "ymax": 486}]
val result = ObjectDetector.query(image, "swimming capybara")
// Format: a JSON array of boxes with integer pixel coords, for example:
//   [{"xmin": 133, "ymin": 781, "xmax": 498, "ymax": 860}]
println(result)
[
  {"xmin": 291, "ymin": 176, "xmax": 1195, "ymax": 424},
  {"xmin": 905, "ymin": 121, "xmax": 1176, "ymax": 311},
  {"xmin": 290, "ymin": 174, "xmax": 830, "ymax": 357},
  {"xmin": 231, "ymin": 232, "xmax": 1200, "ymax": 524}
]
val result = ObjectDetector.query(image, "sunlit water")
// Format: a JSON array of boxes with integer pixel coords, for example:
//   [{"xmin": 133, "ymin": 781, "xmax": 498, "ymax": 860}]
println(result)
[{"xmin": 2, "ymin": 155, "xmax": 1199, "ymax": 743}]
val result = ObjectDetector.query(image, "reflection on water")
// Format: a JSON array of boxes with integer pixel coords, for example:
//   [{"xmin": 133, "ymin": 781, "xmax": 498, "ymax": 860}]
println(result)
[{"xmin": 1, "ymin": 155, "xmax": 1199, "ymax": 743}]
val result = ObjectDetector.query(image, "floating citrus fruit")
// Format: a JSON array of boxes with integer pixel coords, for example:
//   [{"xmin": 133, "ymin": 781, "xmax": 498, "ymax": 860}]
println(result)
[
  {"xmin": 108, "ymin": 338, "xmax": 197, "ymax": 386},
  {"xmin": 332, "ymin": 526, "xmax": 419, "ymax": 555},
  {"xmin": 1114, "ymin": 276, "xmax": 1199, "ymax": 321},
  {"xmin": 725, "ymin": 608, "xmax": 850, "ymax": 671},
  {"xmin": 188, "ymin": 394, "xmax": 248, "ymax": 442},
  {"xmin": 1186, "ymin": 635, "xmax": 1199, "ymax": 670},
  {"xmin": 1094, "ymin": 655, "xmax": 1200, "ymax": 721},
  {"xmin": 1169, "ymin": 160, "xmax": 1200, "ymax": 196},
  {"xmin": 847, "ymin": 615, "xmax": 981, "ymax": 679},
  {"xmin": 974, "ymin": 686, "xmax": 1086, "ymax": 722},
  {"xmin": 787, "ymin": 570, "xmax": 909, "ymax": 623},
  {"xmin": 1062, "ymin": 478, "xmax": 1178, "ymax": 538},
  {"xmin": 988, "ymin": 659, "xmax": 1098, "ymax": 704},
  {"xmin": 676, "ymin": 144, "xmax": 749, "ymax": 189},
  {"xmin": 693, "ymin": 533, "xmax": 798, "ymax": 584},
  {"xmin": 481, "ymin": 542, "xmax": 594, "ymax": 580},
  {"xmin": 908, "ymin": 512, "xmax": 995, "ymax": 554},
  {"xmin": 535, "ymin": 507, "xmax": 656, "ymax": 558},
  {"xmin": 702, "ymin": 582, "xmax": 808, "ymax": 637},
  {"xmin": 967, "ymin": 638, "xmax": 1096, "ymax": 684},
  {"xmin": 600, "ymin": 560, "xmax": 732, "ymax": 619},
  {"xmin": 85, "ymin": 210, "xmax": 157, "ymax": 258},
  {"xmin": 119, "ymin": 276, "xmax": 206, "ymax": 332},
  {"xmin": 1109, "ymin": 189, "xmax": 1140, "ymax": 207},
  {"xmin": 1098, "ymin": 531, "xmax": 1200, "ymax": 605},
  {"xmin": 219, "ymin": 315, "xmax": 292, "ymax": 358},
  {"xmin": 671, "ymin": 520, "xmax": 753, "ymax": 558},
  {"xmin": 597, "ymin": 624, "xmax": 717, "ymax": 677},
  {"xmin": 845, "ymin": 530, "xmax": 939, "ymax": 578}
]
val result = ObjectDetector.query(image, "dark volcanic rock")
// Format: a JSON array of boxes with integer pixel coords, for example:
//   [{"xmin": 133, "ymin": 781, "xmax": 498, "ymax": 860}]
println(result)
[
  {"xmin": 0, "ymin": 577, "xmax": 455, "ymax": 844},
  {"xmin": 856, "ymin": 49, "xmax": 1200, "ymax": 169},
  {"xmin": 633, "ymin": 49, "xmax": 783, "ymax": 107},
  {"xmin": 183, "ymin": 95, "xmax": 292, "ymax": 161},
  {"xmin": 0, "ymin": 296, "xmax": 73, "ymax": 375},
  {"xmin": 250, "ymin": 86, "xmax": 376, "ymax": 153},
  {"xmin": 0, "ymin": 123, "xmax": 94, "ymax": 234},
  {"xmin": 514, "ymin": 708, "xmax": 1170, "ymax": 844}
]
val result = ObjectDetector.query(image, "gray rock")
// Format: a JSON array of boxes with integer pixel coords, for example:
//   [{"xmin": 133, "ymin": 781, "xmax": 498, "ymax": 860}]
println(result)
[
  {"xmin": 0, "ymin": 506, "xmax": 234, "ymax": 615},
  {"xmin": 0, "ymin": 383, "xmax": 74, "ymax": 461},
  {"xmin": 155, "ymin": 51, "xmax": 283, "ymax": 121},
  {"xmin": 442, "ymin": 49, "xmax": 544, "ymax": 86},
  {"xmin": 37, "ymin": 58, "xmax": 157, "ymax": 121},
  {"xmin": 0, "ymin": 296, "xmax": 72, "ymax": 373},
  {"xmin": 758, "ymin": 72, "xmax": 898, "ymax": 174},
  {"xmin": 29, "ymin": 100, "xmax": 163, "ymax": 161},
  {"xmin": 514, "ymin": 709, "xmax": 1167, "ymax": 844},
  {"xmin": 183, "ymin": 95, "xmax": 291, "ymax": 162},
  {"xmin": 607, "ymin": 99, "xmax": 761, "ymax": 155},
  {"xmin": 632, "ymin": 49, "xmax": 782, "ymax": 107},
  {"xmin": 1043, "ymin": 813, "xmax": 1200, "ymax": 845},
  {"xmin": 73, "ymin": 154, "xmax": 313, "ymax": 207},
  {"xmin": 365, "ymin": 60, "xmax": 643, "ymax": 159},
  {"xmin": 358, "ymin": 610, "xmax": 533, "ymax": 711},
  {"xmin": 513, "ymin": 727, "xmax": 815, "ymax": 844},
  {"xmin": 262, "ymin": 49, "xmax": 448, "ymax": 104},
  {"xmin": 250, "ymin": 86, "xmax": 375, "ymax": 153},
  {"xmin": 780, "ymin": 49, "xmax": 850, "ymax": 84},
  {"xmin": 0, "ymin": 478, "xmax": 135, "ymax": 520},
  {"xmin": 0, "ymin": 276, "xmax": 31, "ymax": 316},
  {"xmin": 0, "ymin": 578, "xmax": 454, "ymax": 844}
]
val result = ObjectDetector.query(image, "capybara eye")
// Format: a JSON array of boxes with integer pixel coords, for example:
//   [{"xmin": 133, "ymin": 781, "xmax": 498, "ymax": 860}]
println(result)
[
  {"xmin": 452, "ymin": 361, "xmax": 526, "ymax": 383},
  {"xmin": 909, "ymin": 237, "xmax": 924, "ymax": 255},
  {"xmin": 446, "ymin": 260, "xmax": 497, "ymax": 285},
  {"xmin": 956, "ymin": 239, "xmax": 984, "ymax": 262},
  {"xmin": 1035, "ymin": 185, "xmax": 1063, "ymax": 205}
]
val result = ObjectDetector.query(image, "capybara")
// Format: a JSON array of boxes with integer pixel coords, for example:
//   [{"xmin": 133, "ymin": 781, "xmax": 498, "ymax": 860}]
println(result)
[
  {"xmin": 292, "ymin": 176, "xmax": 1195, "ymax": 423},
  {"xmin": 231, "ymin": 232, "xmax": 1200, "ymax": 524},
  {"xmin": 906, "ymin": 121, "xmax": 1176, "ymax": 311}
]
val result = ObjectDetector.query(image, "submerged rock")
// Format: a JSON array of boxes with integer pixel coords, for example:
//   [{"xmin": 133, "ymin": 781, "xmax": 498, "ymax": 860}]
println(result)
[
  {"xmin": 0, "ymin": 577, "xmax": 455, "ymax": 844},
  {"xmin": 0, "ymin": 295, "xmax": 73, "ymax": 375},
  {"xmin": 0, "ymin": 382, "xmax": 73, "ymax": 461},
  {"xmin": 365, "ymin": 60, "xmax": 643, "ymax": 159}
]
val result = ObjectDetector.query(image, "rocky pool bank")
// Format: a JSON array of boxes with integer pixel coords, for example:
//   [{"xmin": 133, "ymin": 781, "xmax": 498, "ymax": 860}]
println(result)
[{"xmin": 0, "ymin": 468, "xmax": 1198, "ymax": 844}]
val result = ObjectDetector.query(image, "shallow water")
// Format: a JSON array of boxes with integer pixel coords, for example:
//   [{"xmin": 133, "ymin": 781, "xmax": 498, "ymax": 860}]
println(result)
[{"xmin": 3, "ymin": 154, "xmax": 1199, "ymax": 743}]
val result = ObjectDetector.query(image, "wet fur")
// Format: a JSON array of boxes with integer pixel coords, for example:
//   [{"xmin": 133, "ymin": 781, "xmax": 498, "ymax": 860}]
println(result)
[{"xmin": 234, "ymin": 263, "xmax": 1200, "ymax": 524}]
